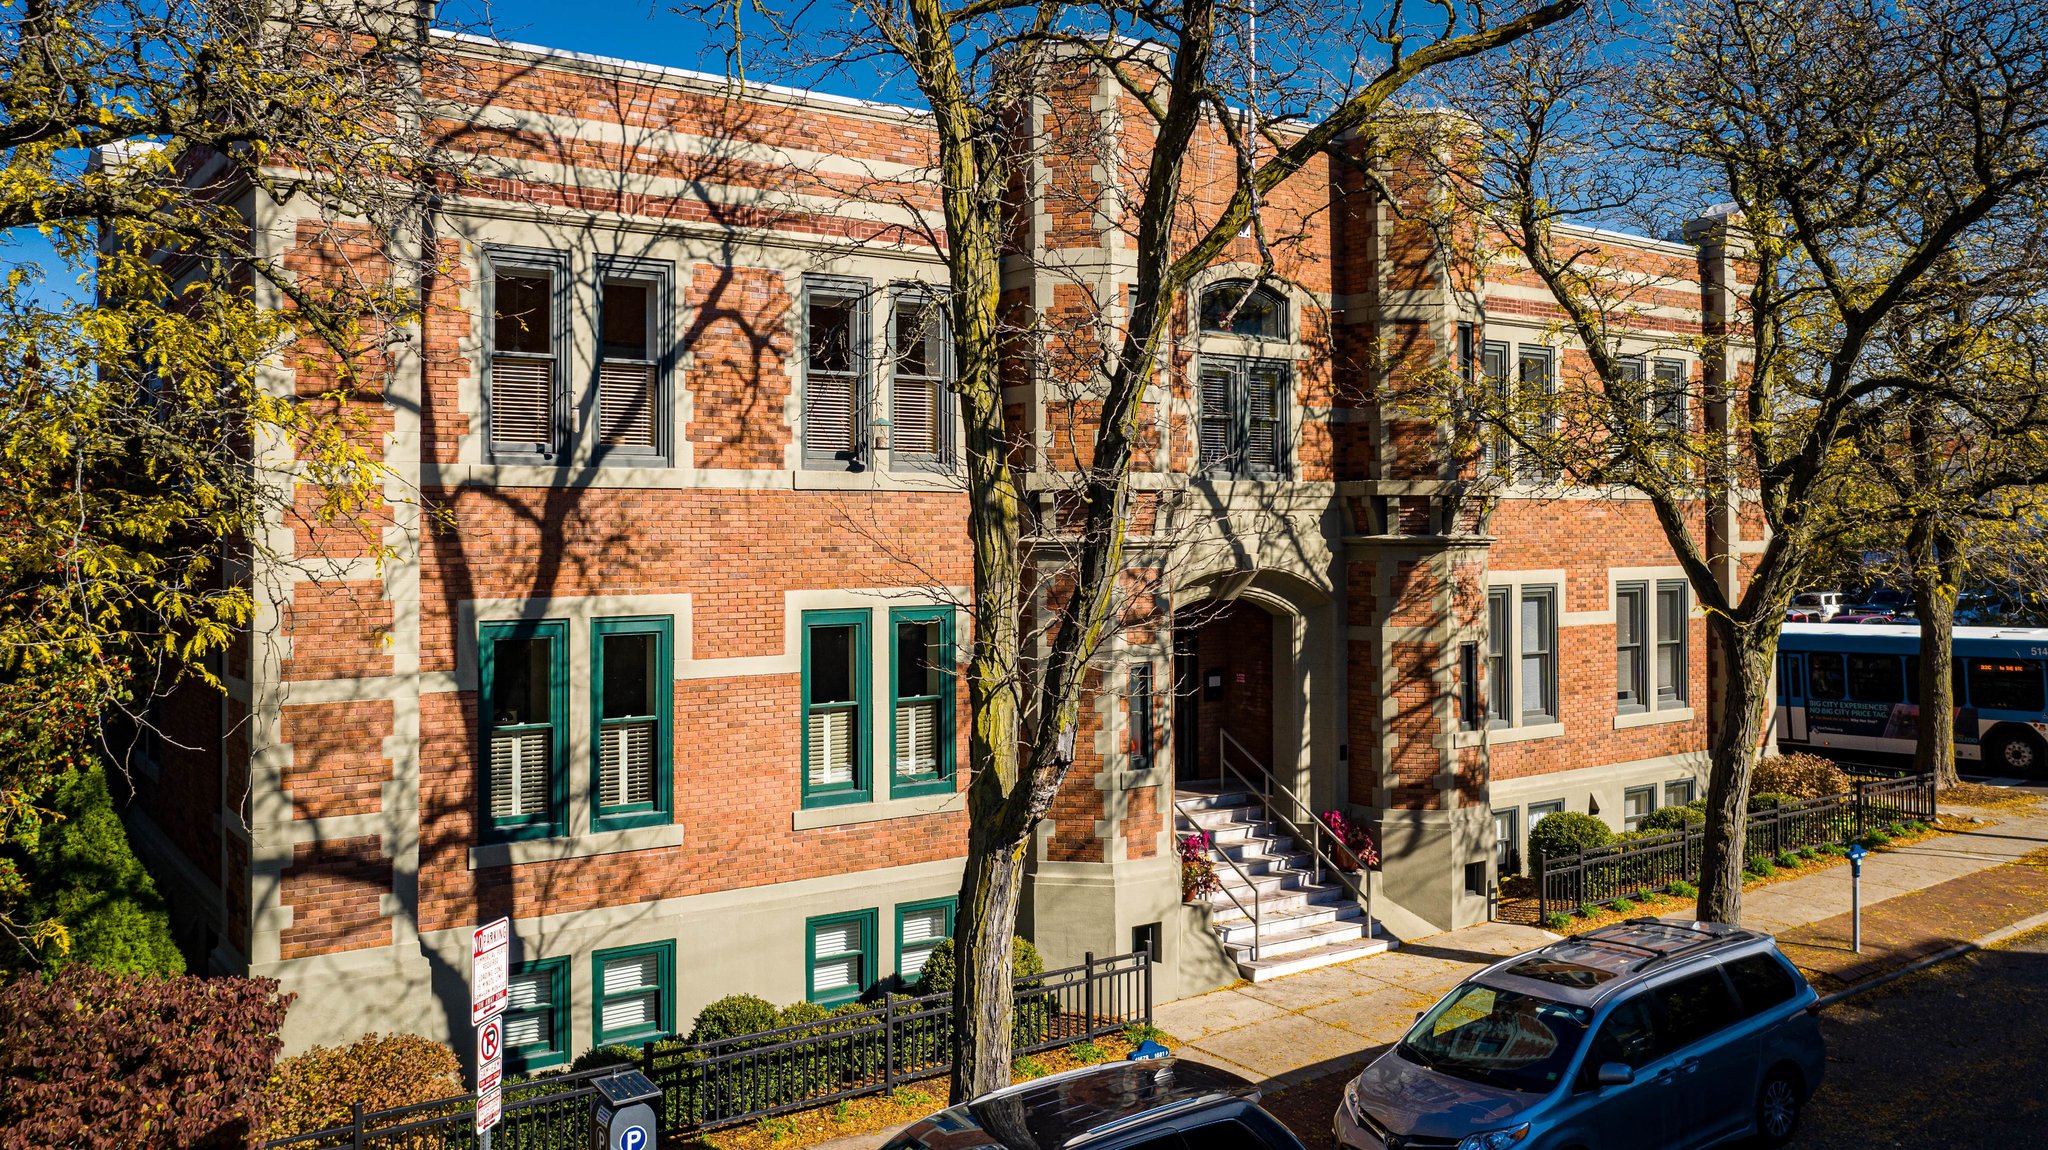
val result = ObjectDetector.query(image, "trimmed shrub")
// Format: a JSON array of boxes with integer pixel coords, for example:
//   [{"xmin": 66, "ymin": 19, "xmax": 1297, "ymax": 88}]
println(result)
[
  {"xmin": 19, "ymin": 762, "xmax": 183, "ymax": 976},
  {"xmin": 913, "ymin": 935, "xmax": 1045, "ymax": 997},
  {"xmin": 1747, "ymin": 792, "xmax": 1798, "ymax": 812},
  {"xmin": 1639, "ymin": 804, "xmax": 1706, "ymax": 833},
  {"xmin": 1528, "ymin": 812, "xmax": 1614, "ymax": 866},
  {"xmin": 570, "ymin": 1044, "xmax": 641, "ymax": 1073},
  {"xmin": 261, "ymin": 1034, "xmax": 461, "ymax": 1142},
  {"xmin": 1751, "ymin": 753, "xmax": 1851, "ymax": 798},
  {"xmin": 689, "ymin": 994, "xmax": 781, "ymax": 1045},
  {"xmin": 0, "ymin": 968, "xmax": 289, "ymax": 1149}
]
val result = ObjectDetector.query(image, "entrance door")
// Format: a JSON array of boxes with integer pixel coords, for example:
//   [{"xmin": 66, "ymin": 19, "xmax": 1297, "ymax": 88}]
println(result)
[
  {"xmin": 1174, "ymin": 629, "xmax": 1201, "ymax": 782},
  {"xmin": 1780, "ymin": 653, "xmax": 1808, "ymax": 742}
]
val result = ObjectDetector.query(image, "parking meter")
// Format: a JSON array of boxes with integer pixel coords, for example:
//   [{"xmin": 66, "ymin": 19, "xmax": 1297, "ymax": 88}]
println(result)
[
  {"xmin": 1847, "ymin": 843, "xmax": 1867, "ymax": 953},
  {"xmin": 590, "ymin": 1068, "xmax": 661, "ymax": 1150}
]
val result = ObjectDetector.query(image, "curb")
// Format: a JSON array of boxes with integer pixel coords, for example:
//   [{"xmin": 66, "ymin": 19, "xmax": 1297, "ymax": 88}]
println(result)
[{"xmin": 1813, "ymin": 908, "xmax": 2048, "ymax": 1009}]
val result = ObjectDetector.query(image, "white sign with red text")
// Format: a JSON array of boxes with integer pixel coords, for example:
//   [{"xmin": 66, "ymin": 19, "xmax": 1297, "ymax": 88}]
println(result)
[
  {"xmin": 471, "ymin": 917, "xmax": 510, "ymax": 1027},
  {"xmin": 476, "ymin": 1014, "xmax": 504, "ymax": 1096},
  {"xmin": 475, "ymin": 1082, "xmax": 501, "ymax": 1135}
]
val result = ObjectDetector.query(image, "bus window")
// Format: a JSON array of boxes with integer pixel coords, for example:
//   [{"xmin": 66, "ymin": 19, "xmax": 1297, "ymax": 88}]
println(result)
[
  {"xmin": 1903, "ymin": 657, "xmax": 1968, "ymax": 706},
  {"xmin": 1965, "ymin": 659, "xmax": 2045, "ymax": 713},
  {"xmin": 1807, "ymin": 652, "xmax": 1846, "ymax": 701},
  {"xmin": 1848, "ymin": 654, "xmax": 1904, "ymax": 703}
]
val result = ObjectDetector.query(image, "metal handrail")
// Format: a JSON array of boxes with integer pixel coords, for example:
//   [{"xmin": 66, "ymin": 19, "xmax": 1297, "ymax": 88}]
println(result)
[
  {"xmin": 1173, "ymin": 794, "xmax": 1261, "ymax": 961},
  {"xmin": 1218, "ymin": 729, "xmax": 1376, "ymax": 943}
]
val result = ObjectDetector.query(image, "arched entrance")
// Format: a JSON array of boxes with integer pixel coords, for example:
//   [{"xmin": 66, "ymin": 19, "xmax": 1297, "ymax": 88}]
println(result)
[{"xmin": 1173, "ymin": 597, "xmax": 1274, "ymax": 785}]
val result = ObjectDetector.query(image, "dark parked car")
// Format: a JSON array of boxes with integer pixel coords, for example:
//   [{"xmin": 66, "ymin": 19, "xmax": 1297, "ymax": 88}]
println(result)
[
  {"xmin": 1335, "ymin": 919, "xmax": 1825, "ymax": 1150},
  {"xmin": 884, "ymin": 1057, "xmax": 1307, "ymax": 1150}
]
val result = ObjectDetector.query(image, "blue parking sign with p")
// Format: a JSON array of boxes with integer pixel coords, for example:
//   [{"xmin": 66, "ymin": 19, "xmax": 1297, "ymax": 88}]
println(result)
[{"xmin": 620, "ymin": 1126, "xmax": 648, "ymax": 1150}]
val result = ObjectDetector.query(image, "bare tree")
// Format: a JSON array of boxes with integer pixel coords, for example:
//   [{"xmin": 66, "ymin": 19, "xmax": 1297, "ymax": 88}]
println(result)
[{"xmin": 1418, "ymin": 0, "xmax": 2048, "ymax": 924}]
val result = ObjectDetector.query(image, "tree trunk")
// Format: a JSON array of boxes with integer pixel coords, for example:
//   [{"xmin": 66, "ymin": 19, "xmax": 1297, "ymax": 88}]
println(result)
[
  {"xmin": 951, "ymin": 820, "xmax": 1026, "ymax": 1100},
  {"xmin": 1909, "ymin": 514, "xmax": 1963, "ymax": 788},
  {"xmin": 1696, "ymin": 614, "xmax": 1779, "ymax": 924}
]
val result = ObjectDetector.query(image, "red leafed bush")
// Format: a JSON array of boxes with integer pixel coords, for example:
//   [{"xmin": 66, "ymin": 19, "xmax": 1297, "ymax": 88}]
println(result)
[{"xmin": 0, "ymin": 967, "xmax": 291, "ymax": 1149}]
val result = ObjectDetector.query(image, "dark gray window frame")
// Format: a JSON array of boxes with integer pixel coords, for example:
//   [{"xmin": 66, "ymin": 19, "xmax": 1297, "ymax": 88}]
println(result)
[
  {"xmin": 1617, "ymin": 581, "xmax": 1648, "ymax": 714},
  {"xmin": 886, "ymin": 285, "xmax": 955, "ymax": 471},
  {"xmin": 483, "ymin": 245, "xmax": 571, "ymax": 462},
  {"xmin": 801, "ymin": 275, "xmax": 873, "ymax": 470},
  {"xmin": 1196, "ymin": 355, "xmax": 1292, "ymax": 480},
  {"xmin": 592, "ymin": 254, "xmax": 675, "ymax": 467}
]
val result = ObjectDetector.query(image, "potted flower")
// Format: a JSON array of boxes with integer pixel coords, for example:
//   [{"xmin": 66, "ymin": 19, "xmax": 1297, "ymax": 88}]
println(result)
[
  {"xmin": 1180, "ymin": 832, "xmax": 1221, "ymax": 902},
  {"xmin": 1320, "ymin": 809, "xmax": 1380, "ymax": 873}
]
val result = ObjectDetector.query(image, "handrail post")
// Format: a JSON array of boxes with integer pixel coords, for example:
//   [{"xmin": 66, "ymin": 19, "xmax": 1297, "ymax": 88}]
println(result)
[
  {"xmin": 1143, "ymin": 947, "xmax": 1154, "ymax": 1023},
  {"xmin": 884, "ymin": 991, "xmax": 896, "ymax": 1092},
  {"xmin": 351, "ymin": 1101, "xmax": 364, "ymax": 1150},
  {"xmin": 1084, "ymin": 952, "xmax": 1097, "ymax": 1037}
]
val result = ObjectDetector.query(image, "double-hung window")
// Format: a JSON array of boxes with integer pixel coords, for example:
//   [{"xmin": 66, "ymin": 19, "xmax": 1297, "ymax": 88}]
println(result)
[
  {"xmin": 803, "ymin": 277, "xmax": 870, "ymax": 466},
  {"xmin": 1129, "ymin": 662, "xmax": 1157, "ymax": 770},
  {"xmin": 1617, "ymin": 583, "xmax": 1648, "ymax": 713},
  {"xmin": 889, "ymin": 608, "xmax": 953, "ymax": 796},
  {"xmin": 1198, "ymin": 358, "xmax": 1290, "ymax": 479},
  {"xmin": 1515, "ymin": 347, "xmax": 1557, "ymax": 481},
  {"xmin": 592, "ymin": 617, "xmax": 672, "ymax": 830},
  {"xmin": 890, "ymin": 290, "xmax": 952, "ymax": 467},
  {"xmin": 1485, "ymin": 589, "xmax": 1511, "ymax": 728},
  {"xmin": 1623, "ymin": 785, "xmax": 1657, "ymax": 831},
  {"xmin": 1655, "ymin": 581, "xmax": 1688, "ymax": 708},
  {"xmin": 808, "ymin": 910, "xmax": 877, "ymax": 1006},
  {"xmin": 1520, "ymin": 588, "xmax": 1557, "ymax": 723},
  {"xmin": 896, "ymin": 898, "xmax": 955, "ymax": 983},
  {"xmin": 1493, "ymin": 807, "xmax": 1520, "ymax": 875},
  {"xmin": 803, "ymin": 610, "xmax": 870, "ymax": 807},
  {"xmin": 1479, "ymin": 341, "xmax": 1512, "ymax": 473},
  {"xmin": 1459, "ymin": 642, "xmax": 1482, "ymax": 731},
  {"xmin": 1650, "ymin": 360, "xmax": 1688, "ymax": 438},
  {"xmin": 503, "ymin": 958, "xmax": 569, "ymax": 1072},
  {"xmin": 487, "ymin": 254, "xmax": 565, "ymax": 457},
  {"xmin": 596, "ymin": 267, "xmax": 665, "ymax": 457},
  {"xmin": 480, "ymin": 620, "xmax": 568, "ymax": 840},
  {"xmin": 1664, "ymin": 778, "xmax": 1696, "ymax": 807},
  {"xmin": 592, "ymin": 942, "xmax": 673, "ymax": 1046}
]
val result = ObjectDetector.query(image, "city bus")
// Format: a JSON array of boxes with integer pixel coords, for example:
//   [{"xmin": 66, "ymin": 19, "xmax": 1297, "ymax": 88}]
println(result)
[{"xmin": 1775, "ymin": 623, "xmax": 2048, "ymax": 778}]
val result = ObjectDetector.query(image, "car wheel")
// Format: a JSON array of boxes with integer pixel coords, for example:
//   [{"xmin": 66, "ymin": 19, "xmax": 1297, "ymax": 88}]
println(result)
[
  {"xmin": 1984, "ymin": 727, "xmax": 2048, "ymax": 779},
  {"xmin": 1755, "ymin": 1069, "xmax": 1802, "ymax": 1146}
]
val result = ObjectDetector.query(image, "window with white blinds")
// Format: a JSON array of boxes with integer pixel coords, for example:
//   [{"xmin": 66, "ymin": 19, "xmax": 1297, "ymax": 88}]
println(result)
[
  {"xmin": 890, "ymin": 292, "xmax": 950, "ymax": 464},
  {"xmin": 1479, "ymin": 341, "xmax": 1512, "ymax": 473},
  {"xmin": 594, "ymin": 943, "xmax": 670, "ymax": 1044},
  {"xmin": 807, "ymin": 912, "xmax": 874, "ymax": 1005},
  {"xmin": 598, "ymin": 278, "xmax": 660, "ymax": 453},
  {"xmin": 803, "ymin": 613, "xmax": 868, "ymax": 805},
  {"xmin": 1196, "ymin": 357, "xmax": 1289, "ymax": 479},
  {"xmin": 804, "ymin": 279, "xmax": 868, "ymax": 463},
  {"xmin": 594, "ymin": 621, "xmax": 669, "ymax": 825},
  {"xmin": 503, "ymin": 961, "xmax": 566, "ymax": 1067},
  {"xmin": 489, "ymin": 265, "xmax": 559, "ymax": 454},
  {"xmin": 482, "ymin": 625, "xmax": 563, "ymax": 835},
  {"xmin": 1514, "ymin": 347, "xmax": 1558, "ymax": 482},
  {"xmin": 896, "ymin": 900, "xmax": 954, "ymax": 981},
  {"xmin": 890, "ymin": 612, "xmax": 951, "ymax": 789}
]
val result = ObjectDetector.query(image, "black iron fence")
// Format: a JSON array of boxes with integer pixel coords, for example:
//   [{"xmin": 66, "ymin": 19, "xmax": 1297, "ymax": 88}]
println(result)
[
  {"xmin": 1537, "ymin": 774, "xmax": 1935, "ymax": 920},
  {"xmin": 261, "ymin": 950, "xmax": 1152, "ymax": 1148}
]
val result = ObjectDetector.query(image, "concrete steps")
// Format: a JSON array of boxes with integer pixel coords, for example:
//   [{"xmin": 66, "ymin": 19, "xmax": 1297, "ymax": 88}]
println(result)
[{"xmin": 1178, "ymin": 787, "xmax": 1394, "ymax": 982}]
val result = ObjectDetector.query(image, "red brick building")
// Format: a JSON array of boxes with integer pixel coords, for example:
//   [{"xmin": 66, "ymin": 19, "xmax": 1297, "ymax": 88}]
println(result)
[{"xmin": 124, "ymin": 28, "xmax": 1747, "ymax": 1058}]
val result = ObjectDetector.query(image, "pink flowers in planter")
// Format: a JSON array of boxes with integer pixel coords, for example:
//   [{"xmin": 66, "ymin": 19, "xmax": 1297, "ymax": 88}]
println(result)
[
  {"xmin": 1320, "ymin": 809, "xmax": 1380, "ymax": 871},
  {"xmin": 1180, "ymin": 832, "xmax": 1221, "ymax": 901}
]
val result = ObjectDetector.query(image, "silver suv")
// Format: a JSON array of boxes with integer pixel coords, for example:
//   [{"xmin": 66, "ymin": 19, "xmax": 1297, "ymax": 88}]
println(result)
[{"xmin": 1334, "ymin": 920, "xmax": 1824, "ymax": 1150}]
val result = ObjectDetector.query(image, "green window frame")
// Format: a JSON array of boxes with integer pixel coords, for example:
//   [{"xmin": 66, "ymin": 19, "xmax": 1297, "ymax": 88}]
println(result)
[
  {"xmin": 803, "ymin": 610, "xmax": 871, "ymax": 807},
  {"xmin": 591, "ymin": 941, "xmax": 674, "ymax": 1047},
  {"xmin": 503, "ymin": 957, "xmax": 569, "ymax": 1072},
  {"xmin": 807, "ymin": 909, "xmax": 878, "ymax": 1006},
  {"xmin": 590, "ymin": 616, "xmax": 674, "ymax": 831},
  {"xmin": 895, "ymin": 897, "xmax": 956, "ymax": 984},
  {"xmin": 479, "ymin": 619, "xmax": 570, "ymax": 841},
  {"xmin": 889, "ymin": 607, "xmax": 954, "ymax": 798}
]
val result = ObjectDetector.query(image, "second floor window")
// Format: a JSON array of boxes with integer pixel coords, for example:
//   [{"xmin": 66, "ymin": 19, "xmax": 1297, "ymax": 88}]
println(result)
[
  {"xmin": 1199, "ymin": 280, "xmax": 1288, "ymax": 338},
  {"xmin": 891, "ymin": 292, "xmax": 952, "ymax": 466},
  {"xmin": 598, "ymin": 276, "xmax": 660, "ymax": 454},
  {"xmin": 1617, "ymin": 583, "xmax": 1648, "ymax": 712},
  {"xmin": 804, "ymin": 278, "xmax": 869, "ymax": 466},
  {"xmin": 489, "ymin": 264, "xmax": 560, "ymax": 456},
  {"xmin": 1520, "ymin": 587, "xmax": 1557, "ymax": 723},
  {"xmin": 1198, "ymin": 358, "xmax": 1289, "ymax": 479},
  {"xmin": 803, "ymin": 610, "xmax": 870, "ymax": 806},
  {"xmin": 593, "ymin": 617, "xmax": 672, "ymax": 829},
  {"xmin": 890, "ymin": 608, "xmax": 953, "ymax": 793},
  {"xmin": 481, "ymin": 621, "xmax": 568, "ymax": 839}
]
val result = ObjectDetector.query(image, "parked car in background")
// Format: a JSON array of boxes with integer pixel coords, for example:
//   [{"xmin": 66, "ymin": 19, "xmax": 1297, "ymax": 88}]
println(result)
[
  {"xmin": 885, "ymin": 1056, "xmax": 1307, "ymax": 1150},
  {"xmin": 1850, "ymin": 589, "xmax": 1911, "ymax": 615},
  {"xmin": 1832, "ymin": 613, "xmax": 1899, "ymax": 625},
  {"xmin": 1785, "ymin": 608, "xmax": 1824, "ymax": 623},
  {"xmin": 1789, "ymin": 591, "xmax": 1847, "ymax": 620},
  {"xmin": 1334, "ymin": 919, "xmax": 1824, "ymax": 1150}
]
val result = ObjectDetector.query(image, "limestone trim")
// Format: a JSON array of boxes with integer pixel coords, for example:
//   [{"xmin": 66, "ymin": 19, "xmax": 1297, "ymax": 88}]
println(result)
[
  {"xmin": 789, "ymin": 788, "xmax": 965, "ymax": 830},
  {"xmin": 468, "ymin": 822, "xmax": 688, "ymax": 869}
]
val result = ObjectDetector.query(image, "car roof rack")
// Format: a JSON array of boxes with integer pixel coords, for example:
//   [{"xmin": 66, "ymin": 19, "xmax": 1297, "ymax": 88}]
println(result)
[{"xmin": 1577, "ymin": 919, "xmax": 1748, "ymax": 971}]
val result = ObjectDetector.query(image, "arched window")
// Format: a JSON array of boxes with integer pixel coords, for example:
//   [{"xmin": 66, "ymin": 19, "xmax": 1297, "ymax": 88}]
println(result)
[{"xmin": 1199, "ymin": 280, "xmax": 1287, "ymax": 339}]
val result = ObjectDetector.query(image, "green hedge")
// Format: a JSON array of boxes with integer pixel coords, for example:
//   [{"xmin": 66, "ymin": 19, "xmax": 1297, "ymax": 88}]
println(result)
[{"xmin": 1528, "ymin": 811, "xmax": 1613, "ymax": 864}]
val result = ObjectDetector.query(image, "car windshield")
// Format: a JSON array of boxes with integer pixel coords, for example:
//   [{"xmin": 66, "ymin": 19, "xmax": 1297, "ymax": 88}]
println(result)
[{"xmin": 1399, "ymin": 984, "xmax": 1593, "ymax": 1093}]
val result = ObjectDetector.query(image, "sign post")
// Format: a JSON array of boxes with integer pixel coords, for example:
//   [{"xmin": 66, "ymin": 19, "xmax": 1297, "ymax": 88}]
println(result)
[
  {"xmin": 472, "ymin": 917, "xmax": 512, "ymax": 1147},
  {"xmin": 1846, "ymin": 844, "xmax": 1866, "ymax": 954}
]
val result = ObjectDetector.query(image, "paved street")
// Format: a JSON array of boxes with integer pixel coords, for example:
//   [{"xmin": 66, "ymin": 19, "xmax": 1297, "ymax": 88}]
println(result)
[{"xmin": 1790, "ymin": 926, "xmax": 2048, "ymax": 1148}]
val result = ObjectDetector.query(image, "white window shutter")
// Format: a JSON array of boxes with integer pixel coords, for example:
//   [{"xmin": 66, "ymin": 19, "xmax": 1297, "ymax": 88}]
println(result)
[
  {"xmin": 600, "ymin": 721, "xmax": 657, "ymax": 807},
  {"xmin": 490, "ymin": 730, "xmax": 550, "ymax": 819},
  {"xmin": 598, "ymin": 361, "xmax": 658, "ymax": 449},
  {"xmin": 810, "ymin": 708, "xmax": 854, "ymax": 787},
  {"xmin": 490, "ymin": 356, "xmax": 554, "ymax": 446},
  {"xmin": 895, "ymin": 700, "xmax": 938, "ymax": 777}
]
